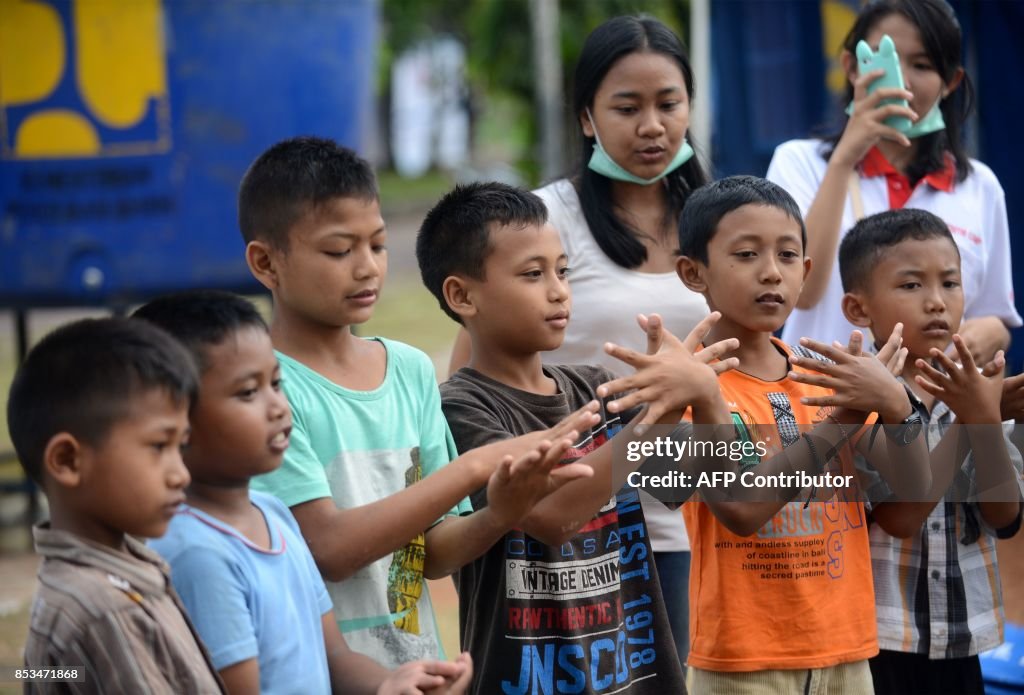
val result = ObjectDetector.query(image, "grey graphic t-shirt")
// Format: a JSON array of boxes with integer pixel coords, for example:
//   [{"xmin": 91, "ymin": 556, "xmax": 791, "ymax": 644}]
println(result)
[{"xmin": 442, "ymin": 365, "xmax": 686, "ymax": 694}]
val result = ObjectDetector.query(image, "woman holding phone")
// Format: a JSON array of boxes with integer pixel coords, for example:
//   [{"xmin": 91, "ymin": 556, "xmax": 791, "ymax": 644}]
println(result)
[{"xmin": 766, "ymin": 0, "xmax": 1020, "ymax": 358}]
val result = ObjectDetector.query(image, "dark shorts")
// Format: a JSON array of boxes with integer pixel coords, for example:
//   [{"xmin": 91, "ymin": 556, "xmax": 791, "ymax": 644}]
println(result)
[{"xmin": 869, "ymin": 649, "xmax": 984, "ymax": 695}]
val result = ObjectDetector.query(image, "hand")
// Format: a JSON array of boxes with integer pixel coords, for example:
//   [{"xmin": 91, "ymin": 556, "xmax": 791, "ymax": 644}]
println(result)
[
  {"xmin": 378, "ymin": 654, "xmax": 471, "ymax": 695},
  {"xmin": 979, "ymin": 351, "xmax": 1024, "ymax": 420},
  {"xmin": 832, "ymin": 68, "xmax": 917, "ymax": 165},
  {"xmin": 788, "ymin": 331, "xmax": 910, "ymax": 422},
  {"xmin": 833, "ymin": 325, "xmax": 908, "ymax": 376},
  {"xmin": 423, "ymin": 652, "xmax": 473, "ymax": 694},
  {"xmin": 952, "ymin": 316, "xmax": 1010, "ymax": 366},
  {"xmin": 636, "ymin": 313, "xmax": 664, "ymax": 355},
  {"xmin": 459, "ymin": 402, "xmax": 601, "ymax": 481},
  {"xmin": 917, "ymin": 334, "xmax": 1003, "ymax": 424},
  {"xmin": 486, "ymin": 434, "xmax": 594, "ymax": 526},
  {"xmin": 597, "ymin": 312, "xmax": 738, "ymax": 427},
  {"xmin": 998, "ymin": 373, "xmax": 1024, "ymax": 422}
]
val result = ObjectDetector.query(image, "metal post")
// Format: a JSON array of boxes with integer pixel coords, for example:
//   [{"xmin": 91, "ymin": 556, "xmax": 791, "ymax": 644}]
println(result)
[
  {"xmin": 690, "ymin": 0, "xmax": 712, "ymax": 169},
  {"xmin": 530, "ymin": 0, "xmax": 564, "ymax": 182}
]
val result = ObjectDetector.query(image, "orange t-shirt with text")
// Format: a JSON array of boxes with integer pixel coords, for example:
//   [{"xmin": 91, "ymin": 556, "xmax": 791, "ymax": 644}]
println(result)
[{"xmin": 684, "ymin": 338, "xmax": 878, "ymax": 672}]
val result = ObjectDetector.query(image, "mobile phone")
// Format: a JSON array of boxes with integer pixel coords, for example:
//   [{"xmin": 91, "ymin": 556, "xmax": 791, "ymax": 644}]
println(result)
[{"xmin": 856, "ymin": 34, "xmax": 912, "ymax": 132}]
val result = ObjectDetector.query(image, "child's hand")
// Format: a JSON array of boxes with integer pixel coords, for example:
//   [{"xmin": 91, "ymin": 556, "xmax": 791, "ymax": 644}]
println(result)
[
  {"xmin": 636, "ymin": 313, "xmax": 664, "ymax": 355},
  {"xmin": 485, "ymin": 433, "xmax": 594, "ymax": 526},
  {"xmin": 422, "ymin": 652, "xmax": 473, "ymax": 694},
  {"xmin": 378, "ymin": 653, "xmax": 472, "ymax": 694},
  {"xmin": 832, "ymin": 324, "xmax": 909, "ymax": 376},
  {"xmin": 460, "ymin": 402, "xmax": 601, "ymax": 481},
  {"xmin": 916, "ymin": 335, "xmax": 1003, "ymax": 424},
  {"xmin": 1000, "ymin": 373, "xmax": 1024, "ymax": 421},
  {"xmin": 978, "ymin": 352, "xmax": 1022, "ymax": 421},
  {"xmin": 597, "ymin": 312, "xmax": 738, "ymax": 427},
  {"xmin": 788, "ymin": 329, "xmax": 911, "ymax": 423},
  {"xmin": 951, "ymin": 316, "xmax": 1009, "ymax": 367}
]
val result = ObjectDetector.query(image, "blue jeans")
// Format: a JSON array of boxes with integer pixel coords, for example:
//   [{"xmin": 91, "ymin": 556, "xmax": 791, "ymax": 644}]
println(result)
[{"xmin": 654, "ymin": 550, "xmax": 691, "ymax": 671}]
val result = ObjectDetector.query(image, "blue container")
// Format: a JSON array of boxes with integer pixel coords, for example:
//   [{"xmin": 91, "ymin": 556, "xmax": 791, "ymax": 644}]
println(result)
[
  {"xmin": 982, "ymin": 622, "xmax": 1024, "ymax": 694},
  {"xmin": 0, "ymin": 0, "xmax": 376, "ymax": 307}
]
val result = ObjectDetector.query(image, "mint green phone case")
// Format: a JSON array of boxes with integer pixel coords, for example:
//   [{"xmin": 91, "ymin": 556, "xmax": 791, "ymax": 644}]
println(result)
[{"xmin": 856, "ymin": 34, "xmax": 912, "ymax": 131}]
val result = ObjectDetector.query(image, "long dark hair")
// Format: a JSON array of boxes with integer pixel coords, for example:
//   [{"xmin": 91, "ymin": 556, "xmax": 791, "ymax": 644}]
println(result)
[
  {"xmin": 824, "ymin": 0, "xmax": 973, "ymax": 184},
  {"xmin": 572, "ymin": 15, "xmax": 710, "ymax": 270}
]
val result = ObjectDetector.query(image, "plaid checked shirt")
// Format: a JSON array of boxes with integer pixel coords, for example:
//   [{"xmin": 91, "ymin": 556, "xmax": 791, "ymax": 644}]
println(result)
[{"xmin": 857, "ymin": 387, "xmax": 1024, "ymax": 659}]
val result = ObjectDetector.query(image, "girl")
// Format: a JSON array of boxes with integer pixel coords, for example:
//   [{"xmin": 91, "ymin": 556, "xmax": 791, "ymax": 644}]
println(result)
[{"xmin": 767, "ymin": 0, "xmax": 1020, "ymax": 361}]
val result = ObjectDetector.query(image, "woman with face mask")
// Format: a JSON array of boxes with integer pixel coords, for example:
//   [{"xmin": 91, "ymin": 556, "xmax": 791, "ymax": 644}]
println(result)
[
  {"xmin": 766, "ymin": 0, "xmax": 1020, "ymax": 361},
  {"xmin": 448, "ymin": 15, "xmax": 710, "ymax": 677}
]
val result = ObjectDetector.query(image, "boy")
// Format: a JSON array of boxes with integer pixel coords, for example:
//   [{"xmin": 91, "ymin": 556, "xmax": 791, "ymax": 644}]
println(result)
[
  {"xmin": 417, "ymin": 182, "xmax": 740, "ymax": 694},
  {"xmin": 137, "ymin": 290, "xmax": 476, "ymax": 694},
  {"xmin": 671, "ymin": 176, "xmax": 931, "ymax": 693},
  {"xmin": 239, "ymin": 137, "xmax": 597, "ymax": 666},
  {"xmin": 6, "ymin": 318, "xmax": 224, "ymax": 693},
  {"xmin": 836, "ymin": 208, "xmax": 1023, "ymax": 695}
]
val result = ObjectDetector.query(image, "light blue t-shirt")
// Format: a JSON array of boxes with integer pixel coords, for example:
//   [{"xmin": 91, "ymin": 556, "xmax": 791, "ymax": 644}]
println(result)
[
  {"xmin": 251, "ymin": 337, "xmax": 467, "ymax": 667},
  {"xmin": 150, "ymin": 491, "xmax": 332, "ymax": 695}
]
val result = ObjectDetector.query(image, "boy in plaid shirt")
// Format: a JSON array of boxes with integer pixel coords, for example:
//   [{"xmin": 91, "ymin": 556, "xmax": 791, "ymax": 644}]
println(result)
[{"xmin": 838, "ymin": 208, "xmax": 1024, "ymax": 695}]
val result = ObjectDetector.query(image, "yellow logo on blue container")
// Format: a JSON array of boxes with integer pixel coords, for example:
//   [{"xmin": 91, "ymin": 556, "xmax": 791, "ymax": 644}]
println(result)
[{"xmin": 0, "ymin": 0, "xmax": 171, "ymax": 159}]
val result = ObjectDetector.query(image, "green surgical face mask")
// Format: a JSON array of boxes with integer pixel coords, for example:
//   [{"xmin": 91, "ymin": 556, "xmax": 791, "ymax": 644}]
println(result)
[
  {"xmin": 902, "ymin": 98, "xmax": 946, "ymax": 138},
  {"xmin": 845, "ymin": 97, "xmax": 946, "ymax": 139},
  {"xmin": 586, "ymin": 109, "xmax": 694, "ymax": 185}
]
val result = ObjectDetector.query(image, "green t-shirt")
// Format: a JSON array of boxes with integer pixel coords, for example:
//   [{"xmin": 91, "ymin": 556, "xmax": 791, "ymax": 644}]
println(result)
[{"xmin": 252, "ymin": 337, "xmax": 465, "ymax": 667}]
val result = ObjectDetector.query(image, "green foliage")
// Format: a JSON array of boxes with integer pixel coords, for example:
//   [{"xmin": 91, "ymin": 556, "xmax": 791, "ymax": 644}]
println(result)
[
  {"xmin": 381, "ymin": 0, "xmax": 690, "ymax": 100},
  {"xmin": 378, "ymin": 0, "xmax": 693, "ymax": 179}
]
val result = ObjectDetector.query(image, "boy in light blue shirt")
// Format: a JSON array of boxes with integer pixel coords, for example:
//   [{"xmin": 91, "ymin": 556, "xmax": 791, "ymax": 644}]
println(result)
[{"xmin": 139, "ymin": 290, "xmax": 475, "ymax": 694}]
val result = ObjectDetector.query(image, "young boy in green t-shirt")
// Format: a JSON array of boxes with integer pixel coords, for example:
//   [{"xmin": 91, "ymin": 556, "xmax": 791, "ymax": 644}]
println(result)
[{"xmin": 240, "ymin": 137, "xmax": 597, "ymax": 666}]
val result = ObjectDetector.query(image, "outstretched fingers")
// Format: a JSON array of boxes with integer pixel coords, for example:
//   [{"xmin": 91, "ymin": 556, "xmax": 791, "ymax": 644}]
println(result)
[
  {"xmin": 950, "ymin": 334, "xmax": 979, "ymax": 373},
  {"xmin": 604, "ymin": 386, "xmax": 662, "ymax": 415},
  {"xmin": 681, "ymin": 311, "xmax": 722, "ymax": 352},
  {"xmin": 504, "ymin": 436, "xmax": 592, "ymax": 487},
  {"xmin": 788, "ymin": 353, "xmax": 843, "ymax": 377},
  {"xmin": 694, "ymin": 337, "xmax": 740, "ymax": 365},
  {"xmin": 924, "ymin": 345, "xmax": 963, "ymax": 379},
  {"xmin": 549, "ymin": 460, "xmax": 595, "ymax": 484},
  {"xmin": 603, "ymin": 341, "xmax": 651, "ymax": 373},
  {"xmin": 797, "ymin": 336, "xmax": 854, "ymax": 364},
  {"xmin": 710, "ymin": 356, "xmax": 741, "ymax": 375},
  {"xmin": 799, "ymin": 393, "xmax": 849, "ymax": 407},
  {"xmin": 597, "ymin": 373, "xmax": 636, "ymax": 400},
  {"xmin": 915, "ymin": 354, "xmax": 953, "ymax": 384},
  {"xmin": 846, "ymin": 329, "xmax": 865, "ymax": 358},
  {"xmin": 493, "ymin": 454, "xmax": 517, "ymax": 486},
  {"xmin": 914, "ymin": 373, "xmax": 946, "ymax": 399},
  {"xmin": 551, "ymin": 401, "xmax": 600, "ymax": 438},
  {"xmin": 875, "ymin": 323, "xmax": 904, "ymax": 365},
  {"xmin": 788, "ymin": 370, "xmax": 839, "ymax": 389},
  {"xmin": 638, "ymin": 313, "xmax": 664, "ymax": 355},
  {"xmin": 885, "ymin": 347, "xmax": 909, "ymax": 376}
]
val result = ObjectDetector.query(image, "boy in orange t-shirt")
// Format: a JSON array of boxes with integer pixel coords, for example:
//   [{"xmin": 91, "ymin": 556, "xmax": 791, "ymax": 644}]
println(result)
[{"xmin": 667, "ymin": 177, "xmax": 930, "ymax": 694}]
